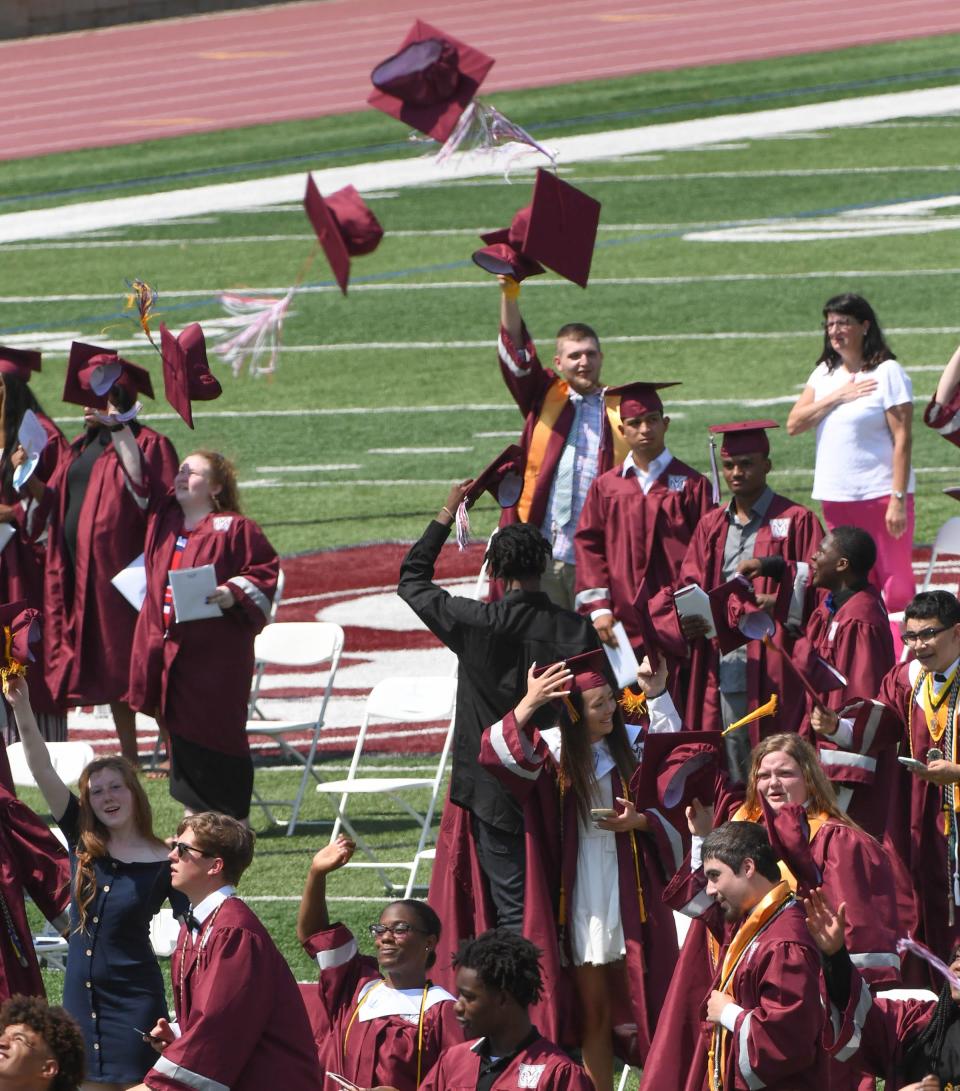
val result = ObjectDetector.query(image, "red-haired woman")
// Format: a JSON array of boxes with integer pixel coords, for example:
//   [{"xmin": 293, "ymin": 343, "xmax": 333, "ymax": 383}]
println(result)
[
  {"xmin": 124, "ymin": 449, "xmax": 279, "ymax": 821},
  {"xmin": 9, "ymin": 676, "xmax": 185, "ymax": 1091}
]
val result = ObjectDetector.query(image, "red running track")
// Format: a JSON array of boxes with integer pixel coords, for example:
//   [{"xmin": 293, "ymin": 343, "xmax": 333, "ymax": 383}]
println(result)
[{"xmin": 2, "ymin": 0, "xmax": 960, "ymax": 160}]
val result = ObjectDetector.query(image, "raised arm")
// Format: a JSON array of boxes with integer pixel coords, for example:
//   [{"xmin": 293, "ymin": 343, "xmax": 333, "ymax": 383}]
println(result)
[
  {"xmin": 296, "ymin": 835, "xmax": 355, "ymax": 943},
  {"xmin": 499, "ymin": 276, "xmax": 523, "ymax": 348},
  {"xmin": 935, "ymin": 344, "xmax": 960, "ymax": 406},
  {"xmin": 6, "ymin": 677, "xmax": 70, "ymax": 820}
]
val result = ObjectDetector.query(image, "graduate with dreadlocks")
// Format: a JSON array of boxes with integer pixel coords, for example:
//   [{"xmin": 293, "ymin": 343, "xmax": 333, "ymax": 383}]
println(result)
[
  {"xmin": 477, "ymin": 650, "xmax": 690, "ymax": 1087},
  {"xmin": 808, "ymin": 888, "xmax": 960, "ymax": 1089},
  {"xmin": 419, "ymin": 930, "xmax": 593, "ymax": 1091},
  {"xmin": 399, "ymin": 481, "xmax": 599, "ymax": 939}
]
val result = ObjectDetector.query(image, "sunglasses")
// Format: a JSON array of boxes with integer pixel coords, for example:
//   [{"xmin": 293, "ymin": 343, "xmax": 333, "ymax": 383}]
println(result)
[
  {"xmin": 368, "ymin": 922, "xmax": 426, "ymax": 938},
  {"xmin": 172, "ymin": 841, "xmax": 214, "ymax": 860}
]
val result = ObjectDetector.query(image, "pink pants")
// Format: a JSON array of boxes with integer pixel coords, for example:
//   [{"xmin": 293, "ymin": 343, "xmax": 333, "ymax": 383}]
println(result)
[{"xmin": 822, "ymin": 495, "xmax": 916, "ymax": 655}]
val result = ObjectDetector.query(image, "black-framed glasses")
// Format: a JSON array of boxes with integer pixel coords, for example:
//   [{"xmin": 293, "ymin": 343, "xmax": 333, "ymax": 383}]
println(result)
[
  {"xmin": 901, "ymin": 626, "xmax": 951, "ymax": 645},
  {"xmin": 368, "ymin": 922, "xmax": 425, "ymax": 938},
  {"xmin": 172, "ymin": 841, "xmax": 214, "ymax": 860}
]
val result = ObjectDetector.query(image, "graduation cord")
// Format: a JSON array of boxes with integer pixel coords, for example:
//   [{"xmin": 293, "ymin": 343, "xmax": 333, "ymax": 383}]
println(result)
[
  {"xmin": 342, "ymin": 980, "xmax": 431, "ymax": 1086},
  {"xmin": 910, "ymin": 669, "xmax": 960, "ymax": 925},
  {"xmin": 0, "ymin": 890, "xmax": 29, "ymax": 968},
  {"xmin": 176, "ymin": 897, "xmax": 232, "ymax": 1017}
]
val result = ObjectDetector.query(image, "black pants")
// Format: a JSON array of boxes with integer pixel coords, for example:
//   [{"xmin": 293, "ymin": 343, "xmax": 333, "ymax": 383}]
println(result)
[{"xmin": 471, "ymin": 814, "xmax": 526, "ymax": 933}]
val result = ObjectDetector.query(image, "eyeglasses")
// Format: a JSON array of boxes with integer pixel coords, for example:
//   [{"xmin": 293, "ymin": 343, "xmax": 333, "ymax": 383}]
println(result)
[
  {"xmin": 172, "ymin": 841, "xmax": 214, "ymax": 860},
  {"xmin": 368, "ymin": 922, "xmax": 425, "ymax": 938},
  {"xmin": 901, "ymin": 626, "xmax": 951, "ymax": 645}
]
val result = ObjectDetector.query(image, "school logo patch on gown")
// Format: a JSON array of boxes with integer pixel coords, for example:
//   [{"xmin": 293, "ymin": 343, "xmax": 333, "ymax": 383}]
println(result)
[
  {"xmin": 213, "ymin": 515, "xmax": 234, "ymax": 531},
  {"xmin": 518, "ymin": 1064, "xmax": 546, "ymax": 1088},
  {"xmin": 769, "ymin": 518, "xmax": 791, "ymax": 539},
  {"xmin": 667, "ymin": 475, "xmax": 687, "ymax": 492}
]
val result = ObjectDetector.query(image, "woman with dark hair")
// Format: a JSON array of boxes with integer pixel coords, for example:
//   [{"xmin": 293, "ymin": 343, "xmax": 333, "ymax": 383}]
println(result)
[
  {"xmin": 787, "ymin": 294, "xmax": 915, "ymax": 626},
  {"xmin": 7, "ymin": 676, "xmax": 186, "ymax": 1091},
  {"xmin": 124, "ymin": 449, "xmax": 278, "ymax": 822},
  {"xmin": 42, "ymin": 347, "xmax": 179, "ymax": 764},
  {"xmin": 296, "ymin": 835, "xmax": 461, "ymax": 1091},
  {"xmin": 0, "ymin": 348, "xmax": 69, "ymax": 742},
  {"xmin": 478, "ymin": 650, "xmax": 685, "ymax": 1090},
  {"xmin": 642, "ymin": 732, "xmax": 902, "ymax": 1091}
]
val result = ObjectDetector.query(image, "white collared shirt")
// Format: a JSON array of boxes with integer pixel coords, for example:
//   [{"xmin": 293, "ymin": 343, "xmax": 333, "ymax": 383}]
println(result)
[
  {"xmin": 928, "ymin": 656, "xmax": 960, "ymax": 700},
  {"xmin": 620, "ymin": 447, "xmax": 673, "ymax": 495},
  {"xmin": 190, "ymin": 885, "xmax": 236, "ymax": 931}
]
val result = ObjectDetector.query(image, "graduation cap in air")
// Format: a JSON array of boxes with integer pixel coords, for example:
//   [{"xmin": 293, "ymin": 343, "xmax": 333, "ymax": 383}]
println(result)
[
  {"xmin": 303, "ymin": 178, "xmax": 384, "ymax": 295},
  {"xmin": 369, "ymin": 21, "xmax": 495, "ymax": 144},
  {"xmin": 0, "ymin": 599, "xmax": 41, "ymax": 695},
  {"xmin": 453, "ymin": 444, "xmax": 524, "ymax": 550},
  {"xmin": 607, "ymin": 381, "xmax": 680, "ymax": 420},
  {"xmin": 759, "ymin": 794, "xmax": 822, "ymax": 895},
  {"xmin": 473, "ymin": 169, "xmax": 602, "ymax": 289},
  {"xmin": 159, "ymin": 323, "xmax": 222, "ymax": 430},
  {"xmin": 707, "ymin": 574, "xmax": 775, "ymax": 655},
  {"xmin": 762, "ymin": 634, "xmax": 846, "ymax": 714},
  {"xmin": 0, "ymin": 346, "xmax": 41, "ymax": 383},
  {"xmin": 631, "ymin": 730, "xmax": 724, "ymax": 813},
  {"xmin": 62, "ymin": 342, "xmax": 154, "ymax": 410},
  {"xmin": 707, "ymin": 419, "xmax": 779, "ymax": 502}
]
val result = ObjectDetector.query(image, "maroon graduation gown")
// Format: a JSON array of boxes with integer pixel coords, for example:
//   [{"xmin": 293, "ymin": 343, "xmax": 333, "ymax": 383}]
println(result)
[
  {"xmin": 0, "ymin": 785, "xmax": 70, "ymax": 1002},
  {"xmin": 828, "ymin": 962, "xmax": 940, "ymax": 1084},
  {"xmin": 420, "ymin": 1035, "xmax": 593, "ymax": 1091},
  {"xmin": 144, "ymin": 897, "xmax": 320, "ymax": 1091},
  {"xmin": 924, "ymin": 389, "xmax": 960, "ymax": 447},
  {"xmin": 641, "ymin": 788, "xmax": 900, "ymax": 1091},
  {"xmin": 128, "ymin": 495, "xmax": 278, "ymax": 756},
  {"xmin": 573, "ymin": 456, "xmax": 713, "ymax": 646},
  {"xmin": 877, "ymin": 659, "xmax": 960, "ymax": 976},
  {"xmin": 0, "ymin": 412, "xmax": 68, "ymax": 716},
  {"xmin": 476, "ymin": 712, "xmax": 682, "ymax": 1062},
  {"xmin": 649, "ymin": 493, "xmax": 824, "ymax": 737},
  {"xmin": 299, "ymin": 924, "xmax": 461, "ymax": 1091},
  {"xmin": 495, "ymin": 324, "xmax": 626, "ymax": 529},
  {"xmin": 43, "ymin": 425, "xmax": 178, "ymax": 706}
]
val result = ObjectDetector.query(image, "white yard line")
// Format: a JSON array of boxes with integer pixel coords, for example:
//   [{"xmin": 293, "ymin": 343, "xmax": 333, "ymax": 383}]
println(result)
[{"xmin": 2, "ymin": 84, "xmax": 959, "ymax": 242}]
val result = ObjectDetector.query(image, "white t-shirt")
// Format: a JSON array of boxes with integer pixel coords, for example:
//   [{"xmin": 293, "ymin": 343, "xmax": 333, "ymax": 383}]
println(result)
[{"xmin": 807, "ymin": 358, "xmax": 915, "ymax": 501}]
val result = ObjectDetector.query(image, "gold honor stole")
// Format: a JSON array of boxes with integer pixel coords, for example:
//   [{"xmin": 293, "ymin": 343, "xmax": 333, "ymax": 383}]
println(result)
[
  {"xmin": 707, "ymin": 880, "xmax": 795, "ymax": 1091},
  {"xmin": 517, "ymin": 381, "xmax": 628, "ymax": 524},
  {"xmin": 706, "ymin": 808, "xmax": 827, "ymax": 971},
  {"xmin": 909, "ymin": 665, "xmax": 960, "ymax": 813}
]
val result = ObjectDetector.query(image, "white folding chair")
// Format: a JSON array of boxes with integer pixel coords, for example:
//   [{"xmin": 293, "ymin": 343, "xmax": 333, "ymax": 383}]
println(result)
[
  {"xmin": 921, "ymin": 516, "xmax": 960, "ymax": 591},
  {"xmin": 245, "ymin": 621, "xmax": 345, "ymax": 836},
  {"xmin": 270, "ymin": 566, "xmax": 286, "ymax": 622},
  {"xmin": 316, "ymin": 676, "xmax": 457, "ymax": 894},
  {"xmin": 6, "ymin": 741, "xmax": 95, "ymax": 788},
  {"xmin": 248, "ymin": 568, "xmax": 288, "ymax": 722}
]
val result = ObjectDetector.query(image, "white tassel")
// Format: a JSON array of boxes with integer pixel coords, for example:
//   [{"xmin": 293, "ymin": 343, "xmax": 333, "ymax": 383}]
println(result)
[{"xmin": 455, "ymin": 501, "xmax": 470, "ymax": 551}]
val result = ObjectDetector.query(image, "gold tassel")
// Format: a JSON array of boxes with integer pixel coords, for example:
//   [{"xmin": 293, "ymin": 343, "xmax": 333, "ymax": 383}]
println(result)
[
  {"xmin": 721, "ymin": 693, "xmax": 778, "ymax": 736},
  {"xmin": 618, "ymin": 687, "xmax": 648, "ymax": 718},
  {"xmin": 561, "ymin": 694, "xmax": 580, "ymax": 723},
  {"xmin": 0, "ymin": 625, "xmax": 25, "ymax": 696}
]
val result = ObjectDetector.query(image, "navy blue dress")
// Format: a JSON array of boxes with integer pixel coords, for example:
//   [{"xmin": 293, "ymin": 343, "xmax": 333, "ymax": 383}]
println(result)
[{"xmin": 58, "ymin": 795, "xmax": 188, "ymax": 1083}]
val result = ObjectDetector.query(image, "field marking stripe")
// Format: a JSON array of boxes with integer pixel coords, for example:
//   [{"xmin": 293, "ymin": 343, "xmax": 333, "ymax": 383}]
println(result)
[
  {"xmin": 7, "ymin": 268, "xmax": 960, "ymax": 302},
  {"xmin": 2, "ymin": 84, "xmax": 960, "ymax": 242}
]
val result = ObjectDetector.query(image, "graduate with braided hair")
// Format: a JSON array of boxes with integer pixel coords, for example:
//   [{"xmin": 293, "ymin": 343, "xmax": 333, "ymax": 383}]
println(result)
[{"xmin": 399, "ymin": 482, "xmax": 598, "ymax": 935}]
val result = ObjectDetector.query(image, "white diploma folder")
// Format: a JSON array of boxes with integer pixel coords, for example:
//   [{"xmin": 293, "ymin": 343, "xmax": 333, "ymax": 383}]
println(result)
[
  {"xmin": 673, "ymin": 583, "xmax": 717, "ymax": 639},
  {"xmin": 111, "ymin": 553, "xmax": 147, "ymax": 611},
  {"xmin": 603, "ymin": 621, "xmax": 641, "ymax": 689},
  {"xmin": 169, "ymin": 564, "xmax": 223, "ymax": 623},
  {"xmin": 13, "ymin": 410, "xmax": 48, "ymax": 492}
]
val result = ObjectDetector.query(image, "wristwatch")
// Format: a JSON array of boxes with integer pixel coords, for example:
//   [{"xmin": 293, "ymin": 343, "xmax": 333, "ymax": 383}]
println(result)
[{"xmin": 892, "ymin": 490, "xmax": 906, "ymax": 501}]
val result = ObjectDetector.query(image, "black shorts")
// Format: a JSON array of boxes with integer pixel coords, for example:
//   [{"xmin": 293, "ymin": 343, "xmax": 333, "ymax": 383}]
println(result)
[{"xmin": 169, "ymin": 734, "xmax": 254, "ymax": 820}]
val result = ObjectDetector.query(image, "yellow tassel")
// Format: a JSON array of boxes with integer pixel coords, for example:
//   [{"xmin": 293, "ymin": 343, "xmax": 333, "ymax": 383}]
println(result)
[
  {"xmin": 721, "ymin": 693, "xmax": 778, "ymax": 736},
  {"xmin": 618, "ymin": 687, "xmax": 648, "ymax": 717},
  {"xmin": 561, "ymin": 694, "xmax": 580, "ymax": 723},
  {"xmin": 0, "ymin": 625, "xmax": 25, "ymax": 696},
  {"xmin": 124, "ymin": 279, "xmax": 160, "ymax": 349}
]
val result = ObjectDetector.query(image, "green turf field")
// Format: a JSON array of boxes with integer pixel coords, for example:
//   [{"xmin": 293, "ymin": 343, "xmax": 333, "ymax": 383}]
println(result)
[{"xmin": 1, "ymin": 37, "xmax": 959, "ymax": 557}]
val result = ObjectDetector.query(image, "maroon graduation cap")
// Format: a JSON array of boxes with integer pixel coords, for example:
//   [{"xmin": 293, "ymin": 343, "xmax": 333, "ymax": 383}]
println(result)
[
  {"xmin": 473, "ymin": 169, "xmax": 601, "ymax": 289},
  {"xmin": 465, "ymin": 444, "xmax": 524, "ymax": 508},
  {"xmin": 632, "ymin": 730, "xmax": 724, "ymax": 812},
  {"xmin": 944, "ymin": 487, "xmax": 960, "ymax": 503},
  {"xmin": 709, "ymin": 419, "xmax": 779, "ymax": 458},
  {"xmin": 532, "ymin": 647, "xmax": 610, "ymax": 722},
  {"xmin": 0, "ymin": 346, "xmax": 41, "ymax": 382},
  {"xmin": 607, "ymin": 381, "xmax": 680, "ymax": 420},
  {"xmin": 368, "ymin": 20, "xmax": 495, "ymax": 144},
  {"xmin": 62, "ymin": 342, "xmax": 154, "ymax": 410},
  {"xmin": 707, "ymin": 574, "xmax": 775, "ymax": 655},
  {"xmin": 762, "ymin": 635, "xmax": 843, "ymax": 713},
  {"xmin": 0, "ymin": 600, "xmax": 41, "ymax": 672},
  {"xmin": 472, "ymin": 207, "xmax": 546, "ymax": 283},
  {"xmin": 159, "ymin": 322, "xmax": 222, "ymax": 429},
  {"xmin": 303, "ymin": 177, "xmax": 384, "ymax": 295},
  {"xmin": 759, "ymin": 795, "xmax": 822, "ymax": 895}
]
